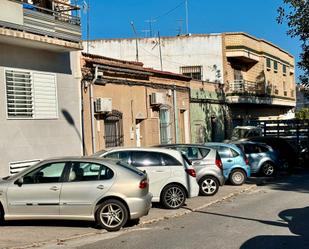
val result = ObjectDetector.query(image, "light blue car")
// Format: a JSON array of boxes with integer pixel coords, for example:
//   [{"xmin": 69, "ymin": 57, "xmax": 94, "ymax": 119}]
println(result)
[
  {"xmin": 231, "ymin": 141, "xmax": 279, "ymax": 176},
  {"xmin": 205, "ymin": 143, "xmax": 251, "ymax": 185}
]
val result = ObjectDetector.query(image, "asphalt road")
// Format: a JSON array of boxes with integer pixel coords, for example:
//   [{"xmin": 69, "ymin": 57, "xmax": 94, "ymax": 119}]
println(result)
[{"xmin": 72, "ymin": 170, "xmax": 309, "ymax": 249}]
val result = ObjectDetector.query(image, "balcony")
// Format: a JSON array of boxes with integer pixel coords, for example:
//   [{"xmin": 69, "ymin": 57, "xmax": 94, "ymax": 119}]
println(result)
[
  {"xmin": 0, "ymin": 0, "xmax": 82, "ymax": 51},
  {"xmin": 226, "ymin": 80, "xmax": 295, "ymax": 107}
]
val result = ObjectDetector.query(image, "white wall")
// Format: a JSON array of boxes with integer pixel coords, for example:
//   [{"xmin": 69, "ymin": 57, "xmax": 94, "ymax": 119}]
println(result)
[
  {"xmin": 0, "ymin": 44, "xmax": 82, "ymax": 176},
  {"xmin": 84, "ymin": 34, "xmax": 224, "ymax": 83}
]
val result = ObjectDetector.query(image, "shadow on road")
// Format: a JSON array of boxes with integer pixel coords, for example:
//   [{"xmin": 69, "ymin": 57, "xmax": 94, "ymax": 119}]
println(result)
[
  {"xmin": 241, "ymin": 206, "xmax": 309, "ymax": 249},
  {"xmin": 245, "ymin": 168, "xmax": 309, "ymax": 194}
]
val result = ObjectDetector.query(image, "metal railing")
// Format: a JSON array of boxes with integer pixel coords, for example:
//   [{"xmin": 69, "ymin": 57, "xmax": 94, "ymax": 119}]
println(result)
[
  {"xmin": 229, "ymin": 80, "xmax": 266, "ymax": 95},
  {"xmin": 2, "ymin": 0, "xmax": 81, "ymax": 43}
]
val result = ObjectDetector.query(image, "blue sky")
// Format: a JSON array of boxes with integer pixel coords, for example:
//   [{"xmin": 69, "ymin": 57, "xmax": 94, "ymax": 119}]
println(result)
[{"xmin": 80, "ymin": 0, "xmax": 302, "ymax": 79}]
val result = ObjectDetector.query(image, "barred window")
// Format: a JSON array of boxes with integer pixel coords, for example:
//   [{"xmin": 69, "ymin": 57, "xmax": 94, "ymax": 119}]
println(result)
[
  {"xmin": 6, "ymin": 70, "xmax": 33, "ymax": 118},
  {"xmin": 266, "ymin": 58, "xmax": 271, "ymax": 69},
  {"xmin": 5, "ymin": 69, "xmax": 58, "ymax": 119},
  {"xmin": 180, "ymin": 66, "xmax": 202, "ymax": 80}
]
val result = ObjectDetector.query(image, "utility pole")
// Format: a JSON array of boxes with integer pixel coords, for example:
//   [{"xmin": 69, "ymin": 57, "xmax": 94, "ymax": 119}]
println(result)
[
  {"xmin": 158, "ymin": 31, "xmax": 163, "ymax": 71},
  {"xmin": 185, "ymin": 0, "xmax": 189, "ymax": 34},
  {"xmin": 86, "ymin": 0, "xmax": 90, "ymax": 53},
  {"xmin": 130, "ymin": 21, "xmax": 139, "ymax": 62}
]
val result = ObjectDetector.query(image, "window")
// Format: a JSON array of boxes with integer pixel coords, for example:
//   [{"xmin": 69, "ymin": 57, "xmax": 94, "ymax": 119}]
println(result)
[
  {"xmin": 104, "ymin": 151, "xmax": 130, "ymax": 163},
  {"xmin": 23, "ymin": 162, "xmax": 66, "ymax": 184},
  {"xmin": 283, "ymin": 64, "xmax": 287, "ymax": 75},
  {"xmin": 131, "ymin": 151, "xmax": 163, "ymax": 167},
  {"xmin": 175, "ymin": 146, "xmax": 201, "ymax": 160},
  {"xmin": 231, "ymin": 149, "xmax": 239, "ymax": 157},
  {"xmin": 274, "ymin": 61, "xmax": 278, "ymax": 72},
  {"xmin": 68, "ymin": 162, "xmax": 114, "ymax": 181},
  {"xmin": 180, "ymin": 66, "xmax": 202, "ymax": 80},
  {"xmin": 5, "ymin": 69, "xmax": 57, "ymax": 119},
  {"xmin": 258, "ymin": 145, "xmax": 269, "ymax": 153},
  {"xmin": 217, "ymin": 147, "xmax": 232, "ymax": 159},
  {"xmin": 160, "ymin": 107, "xmax": 172, "ymax": 144},
  {"xmin": 199, "ymin": 148, "xmax": 210, "ymax": 158},
  {"xmin": 161, "ymin": 153, "xmax": 182, "ymax": 166},
  {"xmin": 266, "ymin": 58, "xmax": 271, "ymax": 69},
  {"xmin": 243, "ymin": 144, "xmax": 260, "ymax": 154},
  {"xmin": 104, "ymin": 110, "xmax": 124, "ymax": 148}
]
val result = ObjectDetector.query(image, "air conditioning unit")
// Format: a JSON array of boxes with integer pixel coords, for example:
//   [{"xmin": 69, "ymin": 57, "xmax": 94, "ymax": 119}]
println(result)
[
  {"xmin": 150, "ymin": 92, "xmax": 165, "ymax": 105},
  {"xmin": 95, "ymin": 98, "xmax": 112, "ymax": 113}
]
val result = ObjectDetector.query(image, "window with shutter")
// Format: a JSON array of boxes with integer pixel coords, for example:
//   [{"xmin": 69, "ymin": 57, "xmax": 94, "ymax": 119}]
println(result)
[{"xmin": 5, "ymin": 69, "xmax": 58, "ymax": 119}]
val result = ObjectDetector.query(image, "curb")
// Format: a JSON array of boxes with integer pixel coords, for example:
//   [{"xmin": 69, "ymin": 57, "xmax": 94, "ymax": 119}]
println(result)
[{"xmin": 139, "ymin": 184, "xmax": 257, "ymax": 226}]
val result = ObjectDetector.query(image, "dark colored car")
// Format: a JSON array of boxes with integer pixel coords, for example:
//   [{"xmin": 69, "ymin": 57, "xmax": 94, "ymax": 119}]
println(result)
[{"xmin": 244, "ymin": 137, "xmax": 298, "ymax": 171}]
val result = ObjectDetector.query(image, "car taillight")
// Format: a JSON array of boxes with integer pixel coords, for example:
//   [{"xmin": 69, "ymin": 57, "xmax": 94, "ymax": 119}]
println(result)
[
  {"xmin": 139, "ymin": 179, "xmax": 148, "ymax": 189},
  {"xmin": 185, "ymin": 168, "xmax": 196, "ymax": 177},
  {"xmin": 244, "ymin": 155, "xmax": 249, "ymax": 165},
  {"xmin": 215, "ymin": 159, "xmax": 223, "ymax": 170}
]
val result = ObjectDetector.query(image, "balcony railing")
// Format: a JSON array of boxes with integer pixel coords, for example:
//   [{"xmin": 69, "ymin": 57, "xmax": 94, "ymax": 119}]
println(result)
[
  {"xmin": 229, "ymin": 80, "xmax": 267, "ymax": 95},
  {"xmin": 1, "ymin": 0, "xmax": 81, "ymax": 44}
]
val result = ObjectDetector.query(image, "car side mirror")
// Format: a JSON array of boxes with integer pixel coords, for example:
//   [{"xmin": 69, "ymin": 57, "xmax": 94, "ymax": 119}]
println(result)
[{"xmin": 15, "ymin": 178, "xmax": 23, "ymax": 187}]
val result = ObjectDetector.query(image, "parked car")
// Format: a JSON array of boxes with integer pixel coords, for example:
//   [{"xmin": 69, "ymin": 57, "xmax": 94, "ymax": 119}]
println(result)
[
  {"xmin": 0, "ymin": 157, "xmax": 152, "ymax": 231},
  {"xmin": 93, "ymin": 148, "xmax": 199, "ymax": 209},
  {"xmin": 245, "ymin": 137, "xmax": 298, "ymax": 171},
  {"xmin": 205, "ymin": 143, "xmax": 251, "ymax": 185},
  {"xmin": 231, "ymin": 141, "xmax": 279, "ymax": 176},
  {"xmin": 155, "ymin": 144, "xmax": 224, "ymax": 196}
]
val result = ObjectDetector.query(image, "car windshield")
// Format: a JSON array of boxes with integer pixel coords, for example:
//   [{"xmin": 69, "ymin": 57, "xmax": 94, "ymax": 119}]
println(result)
[{"xmin": 231, "ymin": 128, "xmax": 249, "ymax": 140}]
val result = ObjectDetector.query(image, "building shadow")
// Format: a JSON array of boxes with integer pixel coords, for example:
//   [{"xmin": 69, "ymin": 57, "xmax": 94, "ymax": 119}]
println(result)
[{"xmin": 241, "ymin": 206, "xmax": 309, "ymax": 249}]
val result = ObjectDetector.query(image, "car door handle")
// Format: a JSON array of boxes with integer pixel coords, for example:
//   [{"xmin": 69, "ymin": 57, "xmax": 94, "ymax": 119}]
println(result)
[
  {"xmin": 50, "ymin": 186, "xmax": 59, "ymax": 191},
  {"xmin": 227, "ymin": 159, "xmax": 233, "ymax": 162},
  {"xmin": 154, "ymin": 170, "xmax": 165, "ymax": 173},
  {"xmin": 97, "ymin": 185, "xmax": 105, "ymax": 190}
]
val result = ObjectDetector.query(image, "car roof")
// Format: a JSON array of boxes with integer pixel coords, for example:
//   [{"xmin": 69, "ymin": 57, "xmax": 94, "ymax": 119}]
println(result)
[
  {"xmin": 157, "ymin": 143, "xmax": 213, "ymax": 149},
  {"xmin": 96, "ymin": 147, "xmax": 184, "ymax": 161},
  {"xmin": 234, "ymin": 126, "xmax": 261, "ymax": 130}
]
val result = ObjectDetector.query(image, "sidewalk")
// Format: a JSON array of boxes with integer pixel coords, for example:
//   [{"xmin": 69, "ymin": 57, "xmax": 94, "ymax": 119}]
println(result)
[{"xmin": 1, "ymin": 183, "xmax": 257, "ymax": 249}]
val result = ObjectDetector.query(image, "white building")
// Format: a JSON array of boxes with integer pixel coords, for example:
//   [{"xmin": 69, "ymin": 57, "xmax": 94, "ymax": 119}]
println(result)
[{"xmin": 84, "ymin": 34, "xmax": 224, "ymax": 83}]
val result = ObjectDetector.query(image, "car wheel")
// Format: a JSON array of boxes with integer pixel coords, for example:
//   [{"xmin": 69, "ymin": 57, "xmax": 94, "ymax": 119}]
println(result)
[
  {"xmin": 161, "ymin": 184, "xmax": 186, "ymax": 209},
  {"xmin": 199, "ymin": 176, "xmax": 219, "ymax": 196},
  {"xmin": 261, "ymin": 162, "xmax": 276, "ymax": 177},
  {"xmin": 230, "ymin": 169, "xmax": 246, "ymax": 185},
  {"xmin": 95, "ymin": 199, "xmax": 128, "ymax": 232}
]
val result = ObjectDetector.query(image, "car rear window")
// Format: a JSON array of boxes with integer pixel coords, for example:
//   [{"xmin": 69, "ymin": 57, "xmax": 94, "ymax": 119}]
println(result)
[
  {"xmin": 116, "ymin": 161, "xmax": 146, "ymax": 177},
  {"xmin": 131, "ymin": 151, "xmax": 163, "ymax": 167}
]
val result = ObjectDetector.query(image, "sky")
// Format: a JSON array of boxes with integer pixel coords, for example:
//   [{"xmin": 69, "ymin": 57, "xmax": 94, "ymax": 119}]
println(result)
[{"xmin": 80, "ymin": 0, "xmax": 302, "ymax": 80}]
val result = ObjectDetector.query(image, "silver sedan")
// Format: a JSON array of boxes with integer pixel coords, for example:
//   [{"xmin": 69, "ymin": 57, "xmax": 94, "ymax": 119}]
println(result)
[{"xmin": 0, "ymin": 157, "xmax": 152, "ymax": 231}]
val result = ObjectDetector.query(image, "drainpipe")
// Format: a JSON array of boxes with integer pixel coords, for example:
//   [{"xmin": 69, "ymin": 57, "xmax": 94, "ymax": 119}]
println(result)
[
  {"xmin": 90, "ymin": 66, "xmax": 98, "ymax": 154},
  {"xmin": 173, "ymin": 86, "xmax": 179, "ymax": 143}
]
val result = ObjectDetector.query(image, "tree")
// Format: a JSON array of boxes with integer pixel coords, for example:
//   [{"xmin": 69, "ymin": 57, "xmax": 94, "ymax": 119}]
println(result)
[
  {"xmin": 278, "ymin": 0, "xmax": 309, "ymax": 85},
  {"xmin": 295, "ymin": 107, "xmax": 309, "ymax": 119}
]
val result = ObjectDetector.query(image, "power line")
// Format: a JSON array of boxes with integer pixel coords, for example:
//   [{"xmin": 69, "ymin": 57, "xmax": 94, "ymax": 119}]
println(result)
[{"xmin": 154, "ymin": 1, "xmax": 186, "ymax": 20}]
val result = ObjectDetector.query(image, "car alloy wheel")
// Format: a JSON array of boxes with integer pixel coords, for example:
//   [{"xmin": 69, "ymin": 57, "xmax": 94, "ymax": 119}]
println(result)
[
  {"xmin": 262, "ymin": 163, "xmax": 275, "ymax": 176},
  {"xmin": 96, "ymin": 199, "xmax": 128, "ymax": 231},
  {"xmin": 230, "ymin": 169, "xmax": 246, "ymax": 185},
  {"xmin": 199, "ymin": 176, "xmax": 219, "ymax": 196},
  {"xmin": 161, "ymin": 184, "xmax": 186, "ymax": 209}
]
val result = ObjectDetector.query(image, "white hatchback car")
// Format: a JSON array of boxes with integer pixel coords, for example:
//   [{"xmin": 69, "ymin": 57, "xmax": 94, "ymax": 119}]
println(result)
[{"xmin": 93, "ymin": 148, "xmax": 199, "ymax": 209}]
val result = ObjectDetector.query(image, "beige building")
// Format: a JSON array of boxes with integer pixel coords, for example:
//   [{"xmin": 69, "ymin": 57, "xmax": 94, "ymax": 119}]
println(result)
[
  {"xmin": 223, "ymin": 32, "xmax": 296, "ymax": 125},
  {"xmin": 81, "ymin": 53, "xmax": 191, "ymax": 154}
]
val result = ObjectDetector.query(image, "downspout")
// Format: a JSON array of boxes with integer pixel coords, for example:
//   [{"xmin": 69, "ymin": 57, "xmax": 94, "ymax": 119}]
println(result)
[
  {"xmin": 173, "ymin": 85, "xmax": 179, "ymax": 143},
  {"xmin": 90, "ymin": 66, "xmax": 98, "ymax": 154}
]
